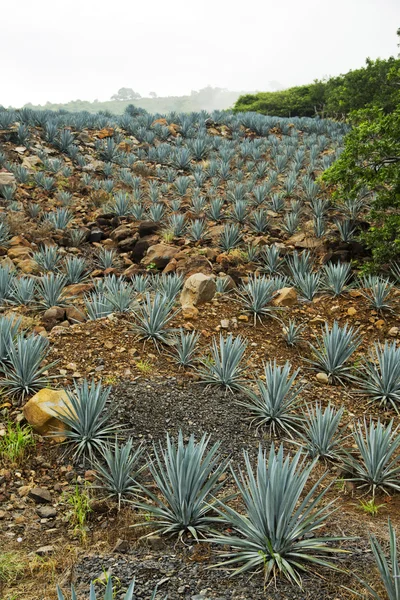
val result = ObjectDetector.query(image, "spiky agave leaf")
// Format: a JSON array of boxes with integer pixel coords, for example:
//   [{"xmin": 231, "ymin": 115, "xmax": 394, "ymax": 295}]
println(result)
[
  {"xmin": 208, "ymin": 444, "xmax": 346, "ymax": 586},
  {"xmin": 343, "ymin": 418, "xmax": 400, "ymax": 496},
  {"xmin": 131, "ymin": 292, "xmax": 179, "ymax": 349},
  {"xmin": 1, "ymin": 334, "xmax": 58, "ymax": 401},
  {"xmin": 281, "ymin": 318, "xmax": 305, "ymax": 346},
  {"xmin": 84, "ymin": 292, "xmax": 114, "ymax": 320},
  {"xmin": 136, "ymin": 431, "xmax": 227, "ymax": 539},
  {"xmin": 93, "ymin": 438, "xmax": 144, "ymax": 509},
  {"xmin": 153, "ymin": 273, "xmax": 184, "ymax": 302},
  {"xmin": 52, "ymin": 379, "xmax": 118, "ymax": 461},
  {"xmin": 219, "ymin": 223, "xmax": 242, "ymax": 251},
  {"xmin": 298, "ymin": 402, "xmax": 345, "ymax": 460},
  {"xmin": 169, "ymin": 328, "xmax": 200, "ymax": 368},
  {"xmin": 63, "ymin": 256, "xmax": 89, "ymax": 284},
  {"xmin": 237, "ymin": 275, "xmax": 278, "ymax": 325},
  {"xmin": 197, "ymin": 333, "xmax": 248, "ymax": 393},
  {"xmin": 359, "ymin": 275, "xmax": 394, "ymax": 312},
  {"xmin": 9, "ymin": 277, "xmax": 36, "ymax": 306},
  {"xmin": 57, "ymin": 576, "xmax": 136, "ymax": 600},
  {"xmin": 292, "ymin": 272, "xmax": 321, "ymax": 301},
  {"xmin": 356, "ymin": 341, "xmax": 400, "ymax": 413},
  {"xmin": 238, "ymin": 360, "xmax": 305, "ymax": 436},
  {"xmin": 361, "ymin": 519, "xmax": 400, "ymax": 600},
  {"xmin": 36, "ymin": 273, "xmax": 70, "ymax": 309},
  {"xmin": 322, "ymin": 262, "xmax": 352, "ymax": 297},
  {"xmin": 305, "ymin": 320, "xmax": 362, "ymax": 384},
  {"xmin": 0, "ymin": 264, "xmax": 16, "ymax": 303},
  {"xmin": 0, "ymin": 315, "xmax": 22, "ymax": 364}
]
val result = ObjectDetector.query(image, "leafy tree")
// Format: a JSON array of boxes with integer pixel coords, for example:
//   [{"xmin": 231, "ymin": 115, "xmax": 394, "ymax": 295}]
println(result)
[
  {"xmin": 323, "ymin": 106, "xmax": 400, "ymax": 267},
  {"xmin": 111, "ymin": 87, "xmax": 141, "ymax": 101}
]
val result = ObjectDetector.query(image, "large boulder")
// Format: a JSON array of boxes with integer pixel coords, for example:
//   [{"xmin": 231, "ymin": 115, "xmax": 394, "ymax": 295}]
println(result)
[
  {"xmin": 272, "ymin": 287, "xmax": 298, "ymax": 307},
  {"xmin": 180, "ymin": 273, "xmax": 216, "ymax": 308},
  {"xmin": 141, "ymin": 244, "xmax": 179, "ymax": 269},
  {"xmin": 23, "ymin": 388, "xmax": 73, "ymax": 441}
]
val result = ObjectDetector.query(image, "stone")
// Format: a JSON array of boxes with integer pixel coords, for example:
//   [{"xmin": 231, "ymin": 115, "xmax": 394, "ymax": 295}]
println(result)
[
  {"xmin": 0, "ymin": 171, "xmax": 16, "ymax": 186},
  {"xmin": 388, "ymin": 326, "xmax": 399, "ymax": 337},
  {"xmin": 22, "ymin": 155, "xmax": 42, "ymax": 170},
  {"xmin": 36, "ymin": 545, "xmax": 54, "ymax": 556},
  {"xmin": 138, "ymin": 220, "xmax": 160, "ymax": 237},
  {"xmin": 29, "ymin": 487, "xmax": 52, "ymax": 504},
  {"xmin": 220, "ymin": 319, "xmax": 230, "ymax": 329},
  {"xmin": 36, "ymin": 506, "xmax": 57, "ymax": 519},
  {"xmin": 180, "ymin": 273, "xmax": 216, "ymax": 307},
  {"xmin": 112, "ymin": 539, "xmax": 129, "ymax": 553},
  {"xmin": 88, "ymin": 228, "xmax": 103, "ymax": 243},
  {"xmin": 65, "ymin": 306, "xmax": 86, "ymax": 324},
  {"xmin": 16, "ymin": 258, "xmax": 40, "ymax": 275},
  {"xmin": 316, "ymin": 372, "xmax": 329, "ymax": 384},
  {"xmin": 347, "ymin": 307, "xmax": 357, "ymax": 316},
  {"xmin": 182, "ymin": 305, "xmax": 199, "ymax": 319},
  {"xmin": 23, "ymin": 388, "xmax": 73, "ymax": 439},
  {"xmin": 42, "ymin": 306, "xmax": 66, "ymax": 330},
  {"xmin": 7, "ymin": 246, "xmax": 32, "ymax": 260},
  {"xmin": 272, "ymin": 287, "xmax": 297, "ymax": 307},
  {"xmin": 175, "ymin": 255, "xmax": 213, "ymax": 278},
  {"xmin": 141, "ymin": 244, "xmax": 179, "ymax": 269}
]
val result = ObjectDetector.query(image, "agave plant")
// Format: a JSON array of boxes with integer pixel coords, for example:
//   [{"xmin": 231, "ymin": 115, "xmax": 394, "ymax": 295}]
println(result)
[
  {"xmin": 57, "ymin": 576, "xmax": 138, "ymax": 600},
  {"xmin": 197, "ymin": 333, "xmax": 248, "ymax": 393},
  {"xmin": 1, "ymin": 334, "xmax": 58, "ymax": 401},
  {"xmin": 306, "ymin": 320, "xmax": 362, "ymax": 384},
  {"xmin": 84, "ymin": 292, "xmax": 114, "ymax": 320},
  {"xmin": 63, "ymin": 256, "xmax": 88, "ymax": 284},
  {"xmin": 33, "ymin": 245, "xmax": 61, "ymax": 272},
  {"xmin": 0, "ymin": 264, "xmax": 16, "ymax": 303},
  {"xmin": 286, "ymin": 250, "xmax": 313, "ymax": 279},
  {"xmin": 322, "ymin": 262, "xmax": 352, "ymax": 296},
  {"xmin": 361, "ymin": 519, "xmax": 400, "ymax": 600},
  {"xmin": 136, "ymin": 431, "xmax": 227, "ymax": 539},
  {"xmin": 0, "ymin": 315, "xmax": 22, "ymax": 363},
  {"xmin": 260, "ymin": 244, "xmax": 282, "ymax": 275},
  {"xmin": 281, "ymin": 319, "xmax": 305, "ymax": 346},
  {"xmin": 36, "ymin": 273, "xmax": 69, "ymax": 308},
  {"xmin": 208, "ymin": 444, "xmax": 345, "ymax": 586},
  {"xmin": 153, "ymin": 273, "xmax": 184, "ymax": 302},
  {"xmin": 96, "ymin": 248, "xmax": 118, "ymax": 270},
  {"xmin": 237, "ymin": 275, "xmax": 277, "ymax": 325},
  {"xmin": 219, "ymin": 223, "xmax": 242, "ymax": 251},
  {"xmin": 131, "ymin": 292, "xmax": 178, "ymax": 349},
  {"xmin": 292, "ymin": 272, "xmax": 321, "ymax": 301},
  {"xmin": 169, "ymin": 329, "xmax": 200, "ymax": 368},
  {"xmin": 356, "ymin": 341, "xmax": 400, "ymax": 413},
  {"xmin": 359, "ymin": 275, "xmax": 394, "ymax": 312},
  {"xmin": 9, "ymin": 277, "xmax": 36, "ymax": 306},
  {"xmin": 299, "ymin": 403, "xmax": 345, "ymax": 460},
  {"xmin": 93, "ymin": 438, "xmax": 143, "ymax": 509},
  {"xmin": 45, "ymin": 207, "xmax": 74, "ymax": 230},
  {"xmin": 343, "ymin": 419, "xmax": 400, "ymax": 496},
  {"xmin": 238, "ymin": 360, "xmax": 305, "ymax": 436},
  {"xmin": 53, "ymin": 379, "xmax": 117, "ymax": 461}
]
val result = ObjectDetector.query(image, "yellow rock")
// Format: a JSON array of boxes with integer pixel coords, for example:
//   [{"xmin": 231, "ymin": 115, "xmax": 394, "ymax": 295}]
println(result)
[{"xmin": 23, "ymin": 388, "xmax": 73, "ymax": 441}]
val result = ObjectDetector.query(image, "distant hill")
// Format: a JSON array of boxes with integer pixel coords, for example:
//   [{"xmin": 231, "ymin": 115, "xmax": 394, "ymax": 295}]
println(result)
[{"xmin": 23, "ymin": 86, "xmax": 246, "ymax": 115}]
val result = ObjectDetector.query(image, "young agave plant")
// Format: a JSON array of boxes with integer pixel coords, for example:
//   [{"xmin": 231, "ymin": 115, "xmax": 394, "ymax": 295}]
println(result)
[
  {"xmin": 260, "ymin": 244, "xmax": 282, "ymax": 275},
  {"xmin": 359, "ymin": 275, "xmax": 394, "ymax": 312},
  {"xmin": 299, "ymin": 403, "xmax": 345, "ymax": 460},
  {"xmin": 131, "ymin": 292, "xmax": 179, "ymax": 349},
  {"xmin": 9, "ymin": 277, "xmax": 36, "ymax": 306},
  {"xmin": 169, "ymin": 329, "xmax": 200, "ymax": 368},
  {"xmin": 96, "ymin": 248, "xmax": 118, "ymax": 270},
  {"xmin": 33, "ymin": 245, "xmax": 61, "ymax": 272},
  {"xmin": 63, "ymin": 256, "xmax": 88, "ymax": 284},
  {"xmin": 154, "ymin": 273, "xmax": 184, "ymax": 302},
  {"xmin": 237, "ymin": 275, "xmax": 277, "ymax": 325},
  {"xmin": 0, "ymin": 315, "xmax": 22, "ymax": 363},
  {"xmin": 36, "ymin": 273, "xmax": 69, "ymax": 309},
  {"xmin": 219, "ymin": 223, "xmax": 242, "ymax": 251},
  {"xmin": 136, "ymin": 431, "xmax": 227, "ymax": 539},
  {"xmin": 281, "ymin": 319, "xmax": 305, "ymax": 346},
  {"xmin": 1, "ymin": 334, "xmax": 58, "ymax": 401},
  {"xmin": 292, "ymin": 272, "xmax": 321, "ymax": 301},
  {"xmin": 53, "ymin": 379, "xmax": 117, "ymax": 461},
  {"xmin": 344, "ymin": 419, "xmax": 400, "ymax": 496},
  {"xmin": 238, "ymin": 360, "xmax": 305, "ymax": 436},
  {"xmin": 84, "ymin": 292, "xmax": 114, "ymax": 320},
  {"xmin": 322, "ymin": 262, "xmax": 352, "ymax": 296},
  {"xmin": 361, "ymin": 519, "xmax": 399, "ymax": 600},
  {"xmin": 197, "ymin": 333, "xmax": 248, "ymax": 393},
  {"xmin": 57, "ymin": 577, "xmax": 138, "ymax": 600},
  {"xmin": 208, "ymin": 444, "xmax": 345, "ymax": 587},
  {"xmin": 357, "ymin": 341, "xmax": 400, "ymax": 413},
  {"xmin": 93, "ymin": 438, "xmax": 143, "ymax": 509},
  {"xmin": 306, "ymin": 320, "xmax": 362, "ymax": 384}
]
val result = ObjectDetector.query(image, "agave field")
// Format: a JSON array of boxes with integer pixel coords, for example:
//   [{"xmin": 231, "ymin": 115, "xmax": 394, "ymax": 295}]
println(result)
[{"xmin": 0, "ymin": 106, "xmax": 399, "ymax": 600}]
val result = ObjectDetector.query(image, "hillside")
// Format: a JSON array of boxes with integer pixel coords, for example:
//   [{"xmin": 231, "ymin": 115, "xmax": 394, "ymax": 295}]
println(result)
[{"xmin": 0, "ymin": 104, "xmax": 400, "ymax": 599}]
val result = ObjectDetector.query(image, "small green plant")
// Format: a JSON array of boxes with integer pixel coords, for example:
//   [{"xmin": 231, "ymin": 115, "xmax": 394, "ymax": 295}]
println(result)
[
  {"xmin": 135, "ymin": 359, "xmax": 152, "ymax": 374},
  {"xmin": 358, "ymin": 498, "xmax": 385, "ymax": 517},
  {"xmin": 0, "ymin": 551, "xmax": 25, "ymax": 587},
  {"xmin": 92, "ymin": 569, "xmax": 122, "ymax": 598},
  {"xmin": 161, "ymin": 229, "xmax": 174, "ymax": 243},
  {"xmin": 0, "ymin": 421, "xmax": 35, "ymax": 465},
  {"xmin": 145, "ymin": 262, "xmax": 157, "ymax": 271},
  {"xmin": 64, "ymin": 482, "xmax": 92, "ymax": 541}
]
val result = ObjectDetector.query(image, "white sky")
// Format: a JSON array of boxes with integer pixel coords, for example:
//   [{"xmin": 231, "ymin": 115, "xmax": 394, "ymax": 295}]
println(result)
[{"xmin": 1, "ymin": 0, "xmax": 399, "ymax": 107}]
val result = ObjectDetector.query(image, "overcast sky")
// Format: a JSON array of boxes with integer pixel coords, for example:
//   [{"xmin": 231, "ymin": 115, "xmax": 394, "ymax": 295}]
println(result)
[{"xmin": 1, "ymin": 0, "xmax": 399, "ymax": 107}]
